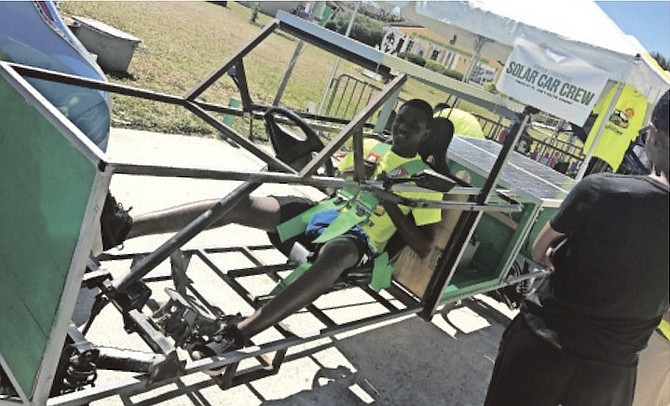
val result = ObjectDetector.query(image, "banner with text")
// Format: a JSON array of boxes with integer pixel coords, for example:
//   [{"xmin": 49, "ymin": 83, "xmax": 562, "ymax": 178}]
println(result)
[{"xmin": 497, "ymin": 38, "xmax": 609, "ymax": 126}]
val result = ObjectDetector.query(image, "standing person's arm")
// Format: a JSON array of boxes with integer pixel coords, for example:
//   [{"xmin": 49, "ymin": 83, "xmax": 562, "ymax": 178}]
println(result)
[{"xmin": 532, "ymin": 176, "xmax": 594, "ymax": 268}]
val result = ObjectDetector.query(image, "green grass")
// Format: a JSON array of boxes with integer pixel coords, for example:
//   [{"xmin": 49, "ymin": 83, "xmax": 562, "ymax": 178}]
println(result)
[
  {"xmin": 60, "ymin": 2, "xmax": 504, "ymax": 139},
  {"xmin": 60, "ymin": 2, "xmax": 409, "ymax": 137}
]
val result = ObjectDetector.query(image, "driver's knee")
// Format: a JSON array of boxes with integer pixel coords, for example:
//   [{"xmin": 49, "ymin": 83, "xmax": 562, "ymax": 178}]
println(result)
[
  {"xmin": 225, "ymin": 195, "xmax": 282, "ymax": 230},
  {"xmin": 317, "ymin": 237, "xmax": 361, "ymax": 270}
]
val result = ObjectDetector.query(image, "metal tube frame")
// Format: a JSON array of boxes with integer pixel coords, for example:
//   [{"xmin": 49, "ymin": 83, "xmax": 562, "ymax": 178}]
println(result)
[
  {"xmin": 420, "ymin": 115, "xmax": 533, "ymax": 319},
  {"xmin": 4, "ymin": 15, "xmax": 530, "ymax": 405}
]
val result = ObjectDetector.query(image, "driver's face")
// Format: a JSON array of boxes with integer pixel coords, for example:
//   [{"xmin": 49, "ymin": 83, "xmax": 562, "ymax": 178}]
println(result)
[{"xmin": 391, "ymin": 106, "xmax": 429, "ymax": 157}]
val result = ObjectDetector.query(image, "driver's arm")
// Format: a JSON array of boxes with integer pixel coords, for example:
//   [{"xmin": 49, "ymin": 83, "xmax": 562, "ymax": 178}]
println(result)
[{"xmin": 382, "ymin": 201, "xmax": 434, "ymax": 258}]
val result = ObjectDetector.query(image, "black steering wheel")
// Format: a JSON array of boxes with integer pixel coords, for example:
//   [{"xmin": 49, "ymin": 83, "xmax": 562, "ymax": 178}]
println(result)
[{"xmin": 264, "ymin": 107, "xmax": 334, "ymax": 176}]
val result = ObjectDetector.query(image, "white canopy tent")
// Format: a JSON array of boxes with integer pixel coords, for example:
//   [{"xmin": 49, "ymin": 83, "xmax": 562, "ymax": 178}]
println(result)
[
  {"xmin": 393, "ymin": 0, "xmax": 669, "ymax": 103},
  {"xmin": 389, "ymin": 0, "xmax": 670, "ymax": 179}
]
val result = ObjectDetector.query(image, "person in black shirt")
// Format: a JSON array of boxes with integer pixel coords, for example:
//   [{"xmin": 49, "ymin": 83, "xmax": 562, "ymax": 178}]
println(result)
[
  {"xmin": 484, "ymin": 90, "xmax": 669, "ymax": 406},
  {"xmin": 499, "ymin": 105, "xmax": 538, "ymax": 155}
]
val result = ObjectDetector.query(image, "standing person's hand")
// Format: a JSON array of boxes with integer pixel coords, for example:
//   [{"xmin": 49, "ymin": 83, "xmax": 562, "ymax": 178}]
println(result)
[
  {"xmin": 542, "ymin": 246, "xmax": 556, "ymax": 270},
  {"xmin": 532, "ymin": 223, "xmax": 565, "ymax": 270}
]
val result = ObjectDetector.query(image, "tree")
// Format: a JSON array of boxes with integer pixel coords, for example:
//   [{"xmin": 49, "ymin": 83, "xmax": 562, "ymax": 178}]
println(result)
[
  {"xmin": 324, "ymin": 12, "xmax": 385, "ymax": 48},
  {"xmin": 650, "ymin": 51, "xmax": 669, "ymax": 72},
  {"xmin": 424, "ymin": 60, "xmax": 446, "ymax": 74},
  {"xmin": 443, "ymin": 69, "xmax": 463, "ymax": 81},
  {"xmin": 483, "ymin": 81, "xmax": 498, "ymax": 94},
  {"xmin": 397, "ymin": 51, "xmax": 426, "ymax": 67}
]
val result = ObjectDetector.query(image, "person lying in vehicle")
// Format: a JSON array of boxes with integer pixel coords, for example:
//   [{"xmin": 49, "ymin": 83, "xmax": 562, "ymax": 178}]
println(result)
[{"xmin": 120, "ymin": 99, "xmax": 445, "ymax": 358}]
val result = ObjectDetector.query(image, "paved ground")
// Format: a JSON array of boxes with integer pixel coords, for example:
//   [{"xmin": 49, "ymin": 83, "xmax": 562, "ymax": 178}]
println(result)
[{"xmin": 78, "ymin": 128, "xmax": 518, "ymax": 406}]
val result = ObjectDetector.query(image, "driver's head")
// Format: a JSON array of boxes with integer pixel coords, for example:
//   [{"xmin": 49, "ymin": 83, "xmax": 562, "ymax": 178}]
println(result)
[{"xmin": 391, "ymin": 99, "xmax": 433, "ymax": 157}]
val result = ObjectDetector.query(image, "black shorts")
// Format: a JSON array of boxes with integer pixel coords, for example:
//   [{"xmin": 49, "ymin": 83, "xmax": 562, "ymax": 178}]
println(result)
[
  {"xmin": 267, "ymin": 195, "xmax": 370, "ymax": 266},
  {"xmin": 265, "ymin": 195, "xmax": 314, "ymax": 257},
  {"xmin": 484, "ymin": 315, "xmax": 637, "ymax": 406}
]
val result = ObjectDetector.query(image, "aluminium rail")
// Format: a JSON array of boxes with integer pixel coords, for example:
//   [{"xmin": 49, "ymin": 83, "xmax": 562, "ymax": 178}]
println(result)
[{"xmin": 2, "ymin": 10, "xmax": 536, "ymax": 405}]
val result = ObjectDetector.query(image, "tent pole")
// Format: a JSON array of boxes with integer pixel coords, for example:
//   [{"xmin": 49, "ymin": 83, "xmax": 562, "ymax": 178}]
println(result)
[
  {"xmin": 272, "ymin": 40, "xmax": 305, "ymax": 106},
  {"xmin": 575, "ymin": 81, "xmax": 625, "ymax": 181},
  {"xmin": 317, "ymin": 1, "xmax": 360, "ymax": 115},
  {"xmin": 463, "ymin": 35, "xmax": 486, "ymax": 83}
]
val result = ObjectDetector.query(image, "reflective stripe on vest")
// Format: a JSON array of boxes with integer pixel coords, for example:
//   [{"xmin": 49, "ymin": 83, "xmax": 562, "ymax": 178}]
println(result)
[{"xmin": 276, "ymin": 142, "xmax": 428, "ymax": 244}]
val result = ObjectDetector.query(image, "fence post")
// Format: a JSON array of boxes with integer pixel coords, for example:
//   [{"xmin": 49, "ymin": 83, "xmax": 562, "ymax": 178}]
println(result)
[
  {"xmin": 317, "ymin": 1, "xmax": 360, "ymax": 114},
  {"xmin": 219, "ymin": 96, "xmax": 241, "ymax": 141}
]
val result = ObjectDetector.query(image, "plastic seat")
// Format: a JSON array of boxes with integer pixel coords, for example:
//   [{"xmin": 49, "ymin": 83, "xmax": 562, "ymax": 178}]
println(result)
[
  {"xmin": 265, "ymin": 113, "xmax": 458, "ymax": 294},
  {"xmin": 264, "ymin": 107, "xmax": 332, "ymax": 174},
  {"xmin": 419, "ymin": 117, "xmax": 454, "ymax": 175}
]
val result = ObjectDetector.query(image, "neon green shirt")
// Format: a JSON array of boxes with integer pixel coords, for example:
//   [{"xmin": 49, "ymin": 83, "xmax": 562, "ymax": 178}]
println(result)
[
  {"xmin": 583, "ymin": 84, "xmax": 648, "ymax": 171},
  {"xmin": 658, "ymin": 319, "xmax": 670, "ymax": 341},
  {"xmin": 337, "ymin": 139, "xmax": 443, "ymax": 253},
  {"xmin": 436, "ymin": 108, "xmax": 485, "ymax": 139}
]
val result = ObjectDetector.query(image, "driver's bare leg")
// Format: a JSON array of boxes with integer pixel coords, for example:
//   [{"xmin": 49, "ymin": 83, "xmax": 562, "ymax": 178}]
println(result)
[
  {"xmin": 127, "ymin": 195, "xmax": 282, "ymax": 238},
  {"xmin": 236, "ymin": 236, "xmax": 361, "ymax": 339}
]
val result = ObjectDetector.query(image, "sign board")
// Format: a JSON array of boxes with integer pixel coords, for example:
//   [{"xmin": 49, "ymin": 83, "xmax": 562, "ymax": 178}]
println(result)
[{"xmin": 497, "ymin": 38, "xmax": 609, "ymax": 126}]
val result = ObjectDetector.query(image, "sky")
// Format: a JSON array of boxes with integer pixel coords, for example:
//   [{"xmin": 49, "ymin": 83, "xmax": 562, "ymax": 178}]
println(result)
[
  {"xmin": 382, "ymin": 1, "xmax": 670, "ymax": 60},
  {"xmin": 596, "ymin": 1, "xmax": 670, "ymax": 59}
]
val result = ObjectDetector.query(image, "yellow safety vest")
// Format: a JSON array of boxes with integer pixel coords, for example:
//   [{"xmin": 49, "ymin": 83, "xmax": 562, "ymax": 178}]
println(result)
[{"xmin": 657, "ymin": 319, "xmax": 670, "ymax": 341}]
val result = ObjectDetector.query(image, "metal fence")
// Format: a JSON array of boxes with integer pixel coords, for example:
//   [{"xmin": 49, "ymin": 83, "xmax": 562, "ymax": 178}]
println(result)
[
  {"xmin": 323, "ymin": 73, "xmax": 406, "ymax": 122},
  {"xmin": 320, "ymin": 74, "xmax": 609, "ymax": 179},
  {"xmin": 473, "ymin": 113, "xmax": 506, "ymax": 141},
  {"xmin": 323, "ymin": 73, "xmax": 379, "ymax": 119},
  {"xmin": 530, "ymin": 135, "xmax": 585, "ymax": 177}
]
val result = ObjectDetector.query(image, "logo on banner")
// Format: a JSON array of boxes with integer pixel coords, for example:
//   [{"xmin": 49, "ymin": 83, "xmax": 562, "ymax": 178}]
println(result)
[{"xmin": 497, "ymin": 39, "xmax": 609, "ymax": 126}]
